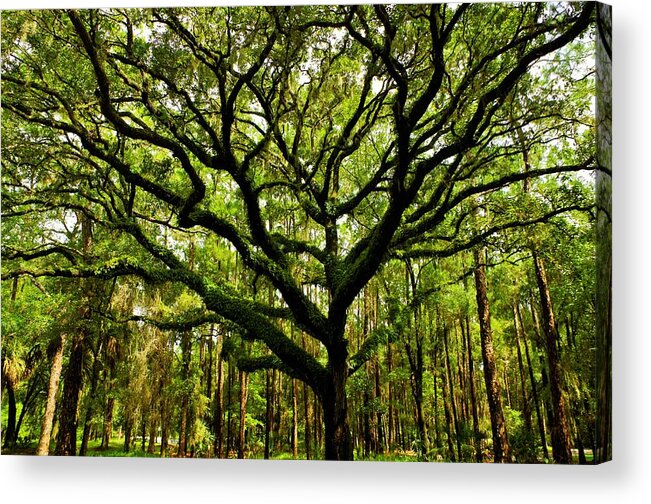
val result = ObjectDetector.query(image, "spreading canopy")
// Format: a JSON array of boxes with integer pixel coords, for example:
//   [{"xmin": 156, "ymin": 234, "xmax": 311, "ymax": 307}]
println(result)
[{"xmin": 1, "ymin": 3, "xmax": 596, "ymax": 393}]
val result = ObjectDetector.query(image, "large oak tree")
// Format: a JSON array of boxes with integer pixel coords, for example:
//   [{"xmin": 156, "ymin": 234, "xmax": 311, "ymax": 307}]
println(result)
[{"xmin": 2, "ymin": 3, "xmax": 596, "ymax": 460}]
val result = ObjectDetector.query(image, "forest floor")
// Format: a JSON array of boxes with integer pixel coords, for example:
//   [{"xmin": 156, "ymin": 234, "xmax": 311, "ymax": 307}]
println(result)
[{"xmin": 1, "ymin": 437, "xmax": 593, "ymax": 463}]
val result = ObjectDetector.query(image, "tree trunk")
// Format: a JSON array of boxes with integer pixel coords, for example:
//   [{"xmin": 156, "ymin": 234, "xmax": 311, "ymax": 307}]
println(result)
[
  {"xmin": 299, "ymin": 384, "xmax": 310, "ymax": 461},
  {"xmin": 237, "ymin": 370, "xmax": 249, "ymax": 459},
  {"xmin": 314, "ymin": 394, "xmax": 322, "ymax": 455},
  {"xmin": 226, "ymin": 361, "xmax": 234, "ymax": 456},
  {"xmin": 513, "ymin": 306, "xmax": 533, "ymax": 451},
  {"xmin": 432, "ymin": 347, "xmax": 442, "ymax": 451},
  {"xmin": 55, "ymin": 332, "xmax": 84, "ymax": 456},
  {"xmin": 441, "ymin": 360, "xmax": 456, "ymax": 462},
  {"xmin": 533, "ymin": 253, "xmax": 572, "ymax": 464},
  {"xmin": 387, "ymin": 342, "xmax": 394, "ymax": 450},
  {"xmin": 36, "ymin": 335, "xmax": 66, "ymax": 455},
  {"xmin": 140, "ymin": 411, "xmax": 146, "ymax": 451},
  {"xmin": 374, "ymin": 358, "xmax": 384, "ymax": 454},
  {"xmin": 264, "ymin": 369, "xmax": 273, "ymax": 459},
  {"xmin": 521, "ymin": 303, "xmax": 550, "ymax": 461},
  {"xmin": 2, "ymin": 378, "xmax": 17, "ymax": 449},
  {"xmin": 595, "ymin": 4, "xmax": 612, "ymax": 464},
  {"xmin": 473, "ymin": 248, "xmax": 511, "ymax": 463},
  {"xmin": 55, "ymin": 215, "xmax": 92, "ymax": 456},
  {"xmin": 147, "ymin": 415, "xmax": 156, "ymax": 454},
  {"xmin": 363, "ymin": 382, "xmax": 371, "ymax": 458},
  {"xmin": 213, "ymin": 342, "xmax": 224, "ymax": 457},
  {"xmin": 160, "ymin": 397, "xmax": 170, "ymax": 456},
  {"xmin": 177, "ymin": 330, "xmax": 191, "ymax": 457},
  {"xmin": 79, "ymin": 333, "xmax": 106, "ymax": 456},
  {"xmin": 292, "ymin": 379, "xmax": 299, "ymax": 459},
  {"xmin": 123, "ymin": 420, "xmax": 132, "ymax": 453},
  {"xmin": 463, "ymin": 316, "xmax": 482, "ymax": 463},
  {"xmin": 101, "ymin": 396, "xmax": 115, "ymax": 449},
  {"xmin": 322, "ymin": 347, "xmax": 353, "ymax": 461},
  {"xmin": 443, "ymin": 323, "xmax": 462, "ymax": 461},
  {"xmin": 273, "ymin": 369, "xmax": 283, "ymax": 452}
]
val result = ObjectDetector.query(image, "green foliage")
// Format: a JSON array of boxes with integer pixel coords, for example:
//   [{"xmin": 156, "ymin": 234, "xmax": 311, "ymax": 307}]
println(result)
[{"xmin": 1, "ymin": 3, "xmax": 600, "ymax": 462}]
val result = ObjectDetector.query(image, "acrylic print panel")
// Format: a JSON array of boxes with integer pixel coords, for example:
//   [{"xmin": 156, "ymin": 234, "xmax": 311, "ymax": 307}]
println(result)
[{"xmin": 0, "ymin": 2, "xmax": 611, "ymax": 463}]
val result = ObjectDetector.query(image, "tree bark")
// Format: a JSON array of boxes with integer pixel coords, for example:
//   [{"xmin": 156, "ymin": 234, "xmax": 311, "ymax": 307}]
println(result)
[
  {"xmin": 432, "ymin": 346, "xmax": 442, "ymax": 451},
  {"xmin": 2, "ymin": 377, "xmax": 17, "ymax": 449},
  {"xmin": 595, "ymin": 2, "xmax": 612, "ymax": 465},
  {"xmin": 264, "ymin": 368, "xmax": 273, "ymax": 459},
  {"xmin": 213, "ymin": 340, "xmax": 224, "ymax": 457},
  {"xmin": 177, "ymin": 330, "xmax": 191, "ymax": 457},
  {"xmin": 322, "ymin": 345, "xmax": 353, "ymax": 460},
  {"xmin": 463, "ymin": 316, "xmax": 482, "ymax": 463},
  {"xmin": 517, "ymin": 303, "xmax": 549, "ymax": 461},
  {"xmin": 374, "ymin": 358, "xmax": 384, "ymax": 454},
  {"xmin": 237, "ymin": 370, "xmax": 249, "ymax": 459},
  {"xmin": 441, "ymin": 356, "xmax": 456, "ymax": 462},
  {"xmin": 292, "ymin": 378, "xmax": 299, "ymax": 459},
  {"xmin": 55, "ymin": 214, "xmax": 93, "ymax": 456},
  {"xmin": 55, "ymin": 332, "xmax": 84, "ymax": 456},
  {"xmin": 123, "ymin": 420, "xmax": 132, "ymax": 453},
  {"xmin": 473, "ymin": 248, "xmax": 511, "ymax": 463},
  {"xmin": 443, "ymin": 323, "xmax": 462, "ymax": 461},
  {"xmin": 101, "ymin": 396, "xmax": 115, "ymax": 449},
  {"xmin": 36, "ymin": 334, "xmax": 65, "ymax": 455},
  {"xmin": 533, "ymin": 253, "xmax": 572, "ymax": 463},
  {"xmin": 513, "ymin": 305, "xmax": 533, "ymax": 456},
  {"xmin": 301, "ymin": 378, "xmax": 312, "ymax": 462},
  {"xmin": 387, "ymin": 341, "xmax": 395, "ymax": 450}
]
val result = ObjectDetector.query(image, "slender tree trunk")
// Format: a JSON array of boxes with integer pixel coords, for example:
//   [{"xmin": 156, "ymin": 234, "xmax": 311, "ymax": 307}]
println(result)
[
  {"xmin": 441, "ymin": 359, "xmax": 456, "ymax": 462},
  {"xmin": 226, "ymin": 361, "xmax": 233, "ymax": 457},
  {"xmin": 101, "ymin": 396, "xmax": 115, "ymax": 449},
  {"xmin": 3, "ymin": 279, "xmax": 21, "ymax": 449},
  {"xmin": 303, "ymin": 382, "xmax": 312, "ymax": 460},
  {"xmin": 79, "ymin": 333, "xmax": 107, "ymax": 456},
  {"xmin": 237, "ymin": 370, "xmax": 249, "ymax": 459},
  {"xmin": 160, "ymin": 393, "xmax": 170, "ymax": 456},
  {"xmin": 177, "ymin": 330, "xmax": 191, "ymax": 457},
  {"xmin": 36, "ymin": 334, "xmax": 66, "ymax": 455},
  {"xmin": 374, "ymin": 358, "xmax": 384, "ymax": 454},
  {"xmin": 314, "ymin": 394, "xmax": 322, "ymax": 455},
  {"xmin": 214, "ymin": 342, "xmax": 224, "ymax": 457},
  {"xmin": 464, "ymin": 316, "xmax": 482, "ymax": 463},
  {"xmin": 292, "ymin": 379, "xmax": 299, "ymax": 459},
  {"xmin": 513, "ymin": 306, "xmax": 533, "ymax": 446},
  {"xmin": 273, "ymin": 369, "xmax": 282, "ymax": 452},
  {"xmin": 518, "ymin": 304, "xmax": 549, "ymax": 461},
  {"xmin": 123, "ymin": 420, "xmax": 132, "ymax": 453},
  {"xmin": 443, "ymin": 323, "xmax": 462, "ymax": 461},
  {"xmin": 533, "ymin": 253, "xmax": 572, "ymax": 464},
  {"xmin": 206, "ymin": 331, "xmax": 214, "ymax": 408},
  {"xmin": 432, "ymin": 347, "xmax": 442, "ymax": 451},
  {"xmin": 147, "ymin": 414, "xmax": 156, "ymax": 454},
  {"xmin": 363, "ymin": 382, "xmax": 371, "ymax": 458},
  {"xmin": 2, "ymin": 378, "xmax": 17, "ymax": 449},
  {"xmin": 10, "ymin": 376, "xmax": 37, "ymax": 446},
  {"xmin": 264, "ymin": 369, "xmax": 273, "ymax": 459},
  {"xmin": 387, "ymin": 342, "xmax": 394, "ymax": 450},
  {"xmin": 140, "ymin": 411, "xmax": 146, "ymax": 451},
  {"xmin": 473, "ymin": 248, "xmax": 511, "ymax": 463}
]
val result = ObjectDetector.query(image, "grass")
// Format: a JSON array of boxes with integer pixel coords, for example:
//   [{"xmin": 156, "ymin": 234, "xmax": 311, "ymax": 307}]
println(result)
[{"xmin": 1, "ymin": 432, "xmax": 596, "ymax": 463}]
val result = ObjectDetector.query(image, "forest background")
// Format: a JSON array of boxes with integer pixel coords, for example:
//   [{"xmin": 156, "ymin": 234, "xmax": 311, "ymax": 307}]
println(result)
[{"xmin": 0, "ymin": 0, "xmax": 648, "ymax": 503}]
